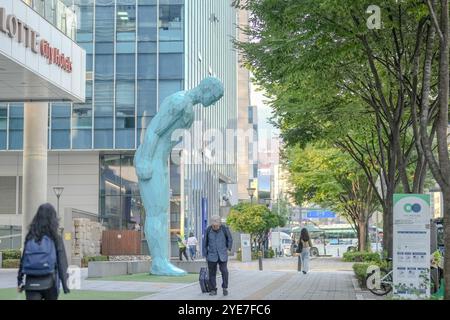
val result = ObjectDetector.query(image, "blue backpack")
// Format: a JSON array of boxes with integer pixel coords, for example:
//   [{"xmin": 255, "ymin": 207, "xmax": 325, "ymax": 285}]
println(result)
[{"xmin": 22, "ymin": 236, "xmax": 57, "ymax": 276}]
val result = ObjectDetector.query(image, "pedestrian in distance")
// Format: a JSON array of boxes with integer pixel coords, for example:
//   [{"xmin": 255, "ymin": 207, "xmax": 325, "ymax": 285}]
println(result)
[
  {"xmin": 17, "ymin": 203, "xmax": 70, "ymax": 300},
  {"xmin": 298, "ymin": 228, "xmax": 313, "ymax": 274},
  {"xmin": 187, "ymin": 232, "xmax": 198, "ymax": 261},
  {"xmin": 203, "ymin": 215, "xmax": 233, "ymax": 296},
  {"xmin": 290, "ymin": 239, "xmax": 297, "ymax": 257},
  {"xmin": 176, "ymin": 231, "xmax": 189, "ymax": 261}
]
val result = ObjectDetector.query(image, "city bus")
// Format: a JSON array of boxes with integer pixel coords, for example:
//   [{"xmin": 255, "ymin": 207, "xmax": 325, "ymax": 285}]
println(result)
[{"xmin": 291, "ymin": 224, "xmax": 358, "ymax": 257}]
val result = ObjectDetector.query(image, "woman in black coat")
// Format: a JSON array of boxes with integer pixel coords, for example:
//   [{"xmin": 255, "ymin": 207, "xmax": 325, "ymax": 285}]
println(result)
[{"xmin": 17, "ymin": 203, "xmax": 70, "ymax": 300}]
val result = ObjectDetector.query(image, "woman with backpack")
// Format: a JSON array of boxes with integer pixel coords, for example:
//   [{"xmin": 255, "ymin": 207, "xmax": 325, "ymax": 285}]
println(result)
[
  {"xmin": 298, "ymin": 228, "xmax": 313, "ymax": 274},
  {"xmin": 17, "ymin": 203, "xmax": 70, "ymax": 300}
]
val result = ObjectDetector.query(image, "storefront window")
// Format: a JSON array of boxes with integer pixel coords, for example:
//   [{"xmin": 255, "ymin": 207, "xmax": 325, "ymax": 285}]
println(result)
[{"xmin": 99, "ymin": 154, "xmax": 143, "ymax": 230}]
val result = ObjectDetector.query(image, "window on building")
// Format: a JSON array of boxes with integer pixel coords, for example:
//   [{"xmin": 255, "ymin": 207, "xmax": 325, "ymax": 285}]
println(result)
[
  {"xmin": 116, "ymin": 54, "xmax": 135, "ymax": 80},
  {"xmin": 248, "ymin": 106, "xmax": 253, "ymax": 124},
  {"xmin": 95, "ymin": 43, "xmax": 114, "ymax": 80},
  {"xmin": 116, "ymin": 1, "xmax": 136, "ymax": 42},
  {"xmin": 137, "ymin": 80, "xmax": 157, "ymax": 117},
  {"xmin": 159, "ymin": 3, "xmax": 183, "ymax": 41},
  {"xmin": 159, "ymin": 53, "xmax": 183, "ymax": 79},
  {"xmin": 75, "ymin": 1, "xmax": 94, "ymax": 42},
  {"xmin": 0, "ymin": 177, "xmax": 16, "ymax": 214},
  {"xmin": 99, "ymin": 154, "xmax": 142, "ymax": 230},
  {"xmin": 8, "ymin": 104, "xmax": 24, "ymax": 150},
  {"xmin": 0, "ymin": 104, "xmax": 7, "ymax": 150},
  {"xmin": 51, "ymin": 103, "xmax": 71, "ymax": 149},
  {"xmin": 137, "ymin": 3, "xmax": 157, "ymax": 42},
  {"xmin": 95, "ymin": 2, "xmax": 114, "ymax": 42}
]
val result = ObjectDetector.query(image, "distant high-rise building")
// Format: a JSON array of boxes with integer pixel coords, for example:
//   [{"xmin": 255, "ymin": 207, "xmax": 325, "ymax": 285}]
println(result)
[{"xmin": 236, "ymin": 9, "xmax": 258, "ymax": 203}]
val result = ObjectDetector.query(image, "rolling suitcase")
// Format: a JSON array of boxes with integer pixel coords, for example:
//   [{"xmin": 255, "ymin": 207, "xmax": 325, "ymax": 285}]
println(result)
[{"xmin": 199, "ymin": 267, "xmax": 210, "ymax": 293}]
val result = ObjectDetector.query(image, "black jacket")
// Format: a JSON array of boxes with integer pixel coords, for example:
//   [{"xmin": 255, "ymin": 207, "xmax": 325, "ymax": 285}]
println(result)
[
  {"xmin": 203, "ymin": 225, "xmax": 233, "ymax": 262},
  {"xmin": 17, "ymin": 234, "xmax": 70, "ymax": 294}
]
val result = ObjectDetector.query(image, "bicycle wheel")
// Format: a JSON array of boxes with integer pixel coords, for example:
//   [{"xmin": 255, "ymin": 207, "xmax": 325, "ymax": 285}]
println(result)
[{"xmin": 366, "ymin": 269, "xmax": 393, "ymax": 296}]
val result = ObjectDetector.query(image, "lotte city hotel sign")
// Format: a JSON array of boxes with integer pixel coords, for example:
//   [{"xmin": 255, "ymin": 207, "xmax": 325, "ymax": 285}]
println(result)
[
  {"xmin": 0, "ymin": 0, "xmax": 85, "ymax": 102},
  {"xmin": 0, "ymin": 7, "xmax": 73, "ymax": 73}
]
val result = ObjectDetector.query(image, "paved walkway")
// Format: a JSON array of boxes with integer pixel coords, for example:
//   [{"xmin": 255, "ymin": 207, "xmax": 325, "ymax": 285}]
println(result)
[
  {"xmin": 138, "ymin": 269, "xmax": 358, "ymax": 300},
  {"xmin": 0, "ymin": 257, "xmax": 383, "ymax": 300}
]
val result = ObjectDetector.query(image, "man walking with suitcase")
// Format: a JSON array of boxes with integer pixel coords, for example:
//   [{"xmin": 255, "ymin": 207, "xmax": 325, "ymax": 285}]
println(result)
[{"xmin": 203, "ymin": 215, "xmax": 233, "ymax": 296}]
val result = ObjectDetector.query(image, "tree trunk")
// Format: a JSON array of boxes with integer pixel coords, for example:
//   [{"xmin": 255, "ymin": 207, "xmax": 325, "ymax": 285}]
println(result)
[
  {"xmin": 358, "ymin": 221, "xmax": 367, "ymax": 252},
  {"xmin": 383, "ymin": 194, "xmax": 394, "ymax": 258}
]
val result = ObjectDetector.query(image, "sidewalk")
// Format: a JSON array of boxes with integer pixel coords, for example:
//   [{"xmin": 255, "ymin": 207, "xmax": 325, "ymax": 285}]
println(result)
[
  {"xmin": 0, "ymin": 257, "xmax": 385, "ymax": 300},
  {"xmin": 138, "ymin": 269, "xmax": 358, "ymax": 300}
]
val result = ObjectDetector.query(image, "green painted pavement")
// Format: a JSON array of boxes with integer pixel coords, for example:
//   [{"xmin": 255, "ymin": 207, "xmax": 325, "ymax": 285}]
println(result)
[
  {"xmin": 0, "ymin": 288, "xmax": 154, "ymax": 300},
  {"xmin": 88, "ymin": 273, "xmax": 199, "ymax": 283}
]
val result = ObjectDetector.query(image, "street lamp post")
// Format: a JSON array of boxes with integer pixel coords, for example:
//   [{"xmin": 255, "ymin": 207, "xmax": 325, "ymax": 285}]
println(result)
[
  {"xmin": 53, "ymin": 186, "xmax": 64, "ymax": 235},
  {"xmin": 247, "ymin": 187, "xmax": 256, "ymax": 204}
]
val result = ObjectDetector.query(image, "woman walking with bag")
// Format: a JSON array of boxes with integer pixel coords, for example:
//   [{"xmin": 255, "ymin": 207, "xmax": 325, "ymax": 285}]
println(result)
[
  {"xmin": 17, "ymin": 203, "xmax": 70, "ymax": 300},
  {"xmin": 298, "ymin": 228, "xmax": 313, "ymax": 274}
]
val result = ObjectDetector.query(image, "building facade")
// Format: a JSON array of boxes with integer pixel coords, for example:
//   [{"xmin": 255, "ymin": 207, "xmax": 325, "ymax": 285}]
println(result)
[
  {"xmin": 0, "ymin": 0, "xmax": 238, "ymax": 255},
  {"xmin": 236, "ymin": 9, "xmax": 258, "ymax": 203}
]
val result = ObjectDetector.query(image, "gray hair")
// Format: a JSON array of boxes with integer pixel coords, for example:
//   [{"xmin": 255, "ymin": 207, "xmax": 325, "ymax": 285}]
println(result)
[{"xmin": 210, "ymin": 215, "xmax": 221, "ymax": 225}]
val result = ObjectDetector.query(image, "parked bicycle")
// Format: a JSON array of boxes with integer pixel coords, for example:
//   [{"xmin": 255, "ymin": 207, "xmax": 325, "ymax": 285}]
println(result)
[{"xmin": 365, "ymin": 258, "xmax": 393, "ymax": 296}]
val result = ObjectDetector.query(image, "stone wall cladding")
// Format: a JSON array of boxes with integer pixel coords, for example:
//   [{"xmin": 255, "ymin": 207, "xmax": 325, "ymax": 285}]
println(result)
[{"xmin": 72, "ymin": 218, "xmax": 104, "ymax": 258}]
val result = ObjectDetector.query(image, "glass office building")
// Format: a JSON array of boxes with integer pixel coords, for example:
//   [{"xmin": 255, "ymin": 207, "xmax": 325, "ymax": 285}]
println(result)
[{"xmin": 0, "ymin": 0, "xmax": 238, "ymax": 254}]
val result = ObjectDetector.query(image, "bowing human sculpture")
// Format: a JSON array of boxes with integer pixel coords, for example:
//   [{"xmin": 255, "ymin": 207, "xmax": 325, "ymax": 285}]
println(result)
[{"xmin": 134, "ymin": 77, "xmax": 224, "ymax": 276}]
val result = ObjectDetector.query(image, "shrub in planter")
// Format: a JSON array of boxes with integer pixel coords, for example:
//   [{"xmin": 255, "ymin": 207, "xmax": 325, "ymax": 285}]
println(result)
[
  {"xmin": 81, "ymin": 255, "xmax": 109, "ymax": 267},
  {"xmin": 343, "ymin": 251, "xmax": 381, "ymax": 263},
  {"xmin": 236, "ymin": 249, "xmax": 242, "ymax": 261},
  {"xmin": 353, "ymin": 262, "xmax": 371, "ymax": 287},
  {"xmin": 2, "ymin": 259, "xmax": 21, "ymax": 269},
  {"xmin": 264, "ymin": 248, "xmax": 275, "ymax": 259},
  {"xmin": 0, "ymin": 249, "xmax": 21, "ymax": 260},
  {"xmin": 352, "ymin": 259, "xmax": 392, "ymax": 288}
]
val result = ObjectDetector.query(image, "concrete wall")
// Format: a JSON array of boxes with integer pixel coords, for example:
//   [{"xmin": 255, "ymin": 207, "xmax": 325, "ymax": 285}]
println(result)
[
  {"xmin": 88, "ymin": 259, "xmax": 207, "ymax": 278},
  {"xmin": 0, "ymin": 151, "xmax": 99, "ymax": 227}
]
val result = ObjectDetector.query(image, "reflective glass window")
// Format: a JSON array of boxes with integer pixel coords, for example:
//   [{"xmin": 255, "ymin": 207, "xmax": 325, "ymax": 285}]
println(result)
[
  {"xmin": 51, "ymin": 103, "xmax": 71, "ymax": 149},
  {"xmin": 8, "ymin": 104, "xmax": 23, "ymax": 150},
  {"xmin": 95, "ymin": 3, "xmax": 114, "ymax": 42},
  {"xmin": 137, "ymin": 80, "xmax": 156, "ymax": 116},
  {"xmin": 117, "ymin": 1, "xmax": 136, "ymax": 42},
  {"xmin": 159, "ymin": 53, "xmax": 183, "ymax": 79},
  {"xmin": 116, "ymin": 54, "xmax": 135, "ymax": 80},
  {"xmin": 137, "ymin": 4, "xmax": 157, "ymax": 41},
  {"xmin": 0, "ymin": 104, "xmax": 7, "ymax": 150}
]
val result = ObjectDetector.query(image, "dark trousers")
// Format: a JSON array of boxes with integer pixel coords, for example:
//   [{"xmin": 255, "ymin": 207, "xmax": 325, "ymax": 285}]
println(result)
[
  {"xmin": 25, "ymin": 286, "xmax": 58, "ymax": 300},
  {"xmin": 179, "ymin": 247, "xmax": 188, "ymax": 260},
  {"xmin": 208, "ymin": 260, "xmax": 229, "ymax": 290}
]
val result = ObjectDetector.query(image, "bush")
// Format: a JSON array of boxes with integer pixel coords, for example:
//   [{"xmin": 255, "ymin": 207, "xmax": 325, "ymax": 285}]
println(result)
[
  {"xmin": 264, "ymin": 248, "xmax": 275, "ymax": 259},
  {"xmin": 0, "ymin": 249, "xmax": 21, "ymax": 260},
  {"xmin": 81, "ymin": 255, "xmax": 109, "ymax": 267},
  {"xmin": 2, "ymin": 259, "xmax": 20, "ymax": 268},
  {"xmin": 236, "ymin": 249, "xmax": 242, "ymax": 261},
  {"xmin": 343, "ymin": 251, "xmax": 381, "ymax": 263},
  {"xmin": 352, "ymin": 259, "xmax": 392, "ymax": 288},
  {"xmin": 353, "ymin": 262, "xmax": 371, "ymax": 287}
]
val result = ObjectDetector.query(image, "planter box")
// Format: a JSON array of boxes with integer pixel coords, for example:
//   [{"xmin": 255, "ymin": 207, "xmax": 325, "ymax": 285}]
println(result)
[{"xmin": 88, "ymin": 259, "xmax": 207, "ymax": 277}]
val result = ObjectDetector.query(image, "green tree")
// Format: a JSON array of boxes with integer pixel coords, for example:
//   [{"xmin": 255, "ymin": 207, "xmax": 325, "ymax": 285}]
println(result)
[
  {"xmin": 232, "ymin": 0, "xmax": 443, "ymax": 260},
  {"xmin": 287, "ymin": 144, "xmax": 379, "ymax": 251},
  {"xmin": 227, "ymin": 203, "xmax": 285, "ymax": 252}
]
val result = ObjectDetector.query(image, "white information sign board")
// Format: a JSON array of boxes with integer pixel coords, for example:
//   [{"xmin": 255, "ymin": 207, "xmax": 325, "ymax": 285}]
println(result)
[{"xmin": 393, "ymin": 194, "xmax": 430, "ymax": 299}]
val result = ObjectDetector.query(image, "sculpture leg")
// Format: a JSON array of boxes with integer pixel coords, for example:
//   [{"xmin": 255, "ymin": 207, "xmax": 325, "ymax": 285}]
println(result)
[{"xmin": 145, "ymin": 207, "xmax": 187, "ymax": 276}]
